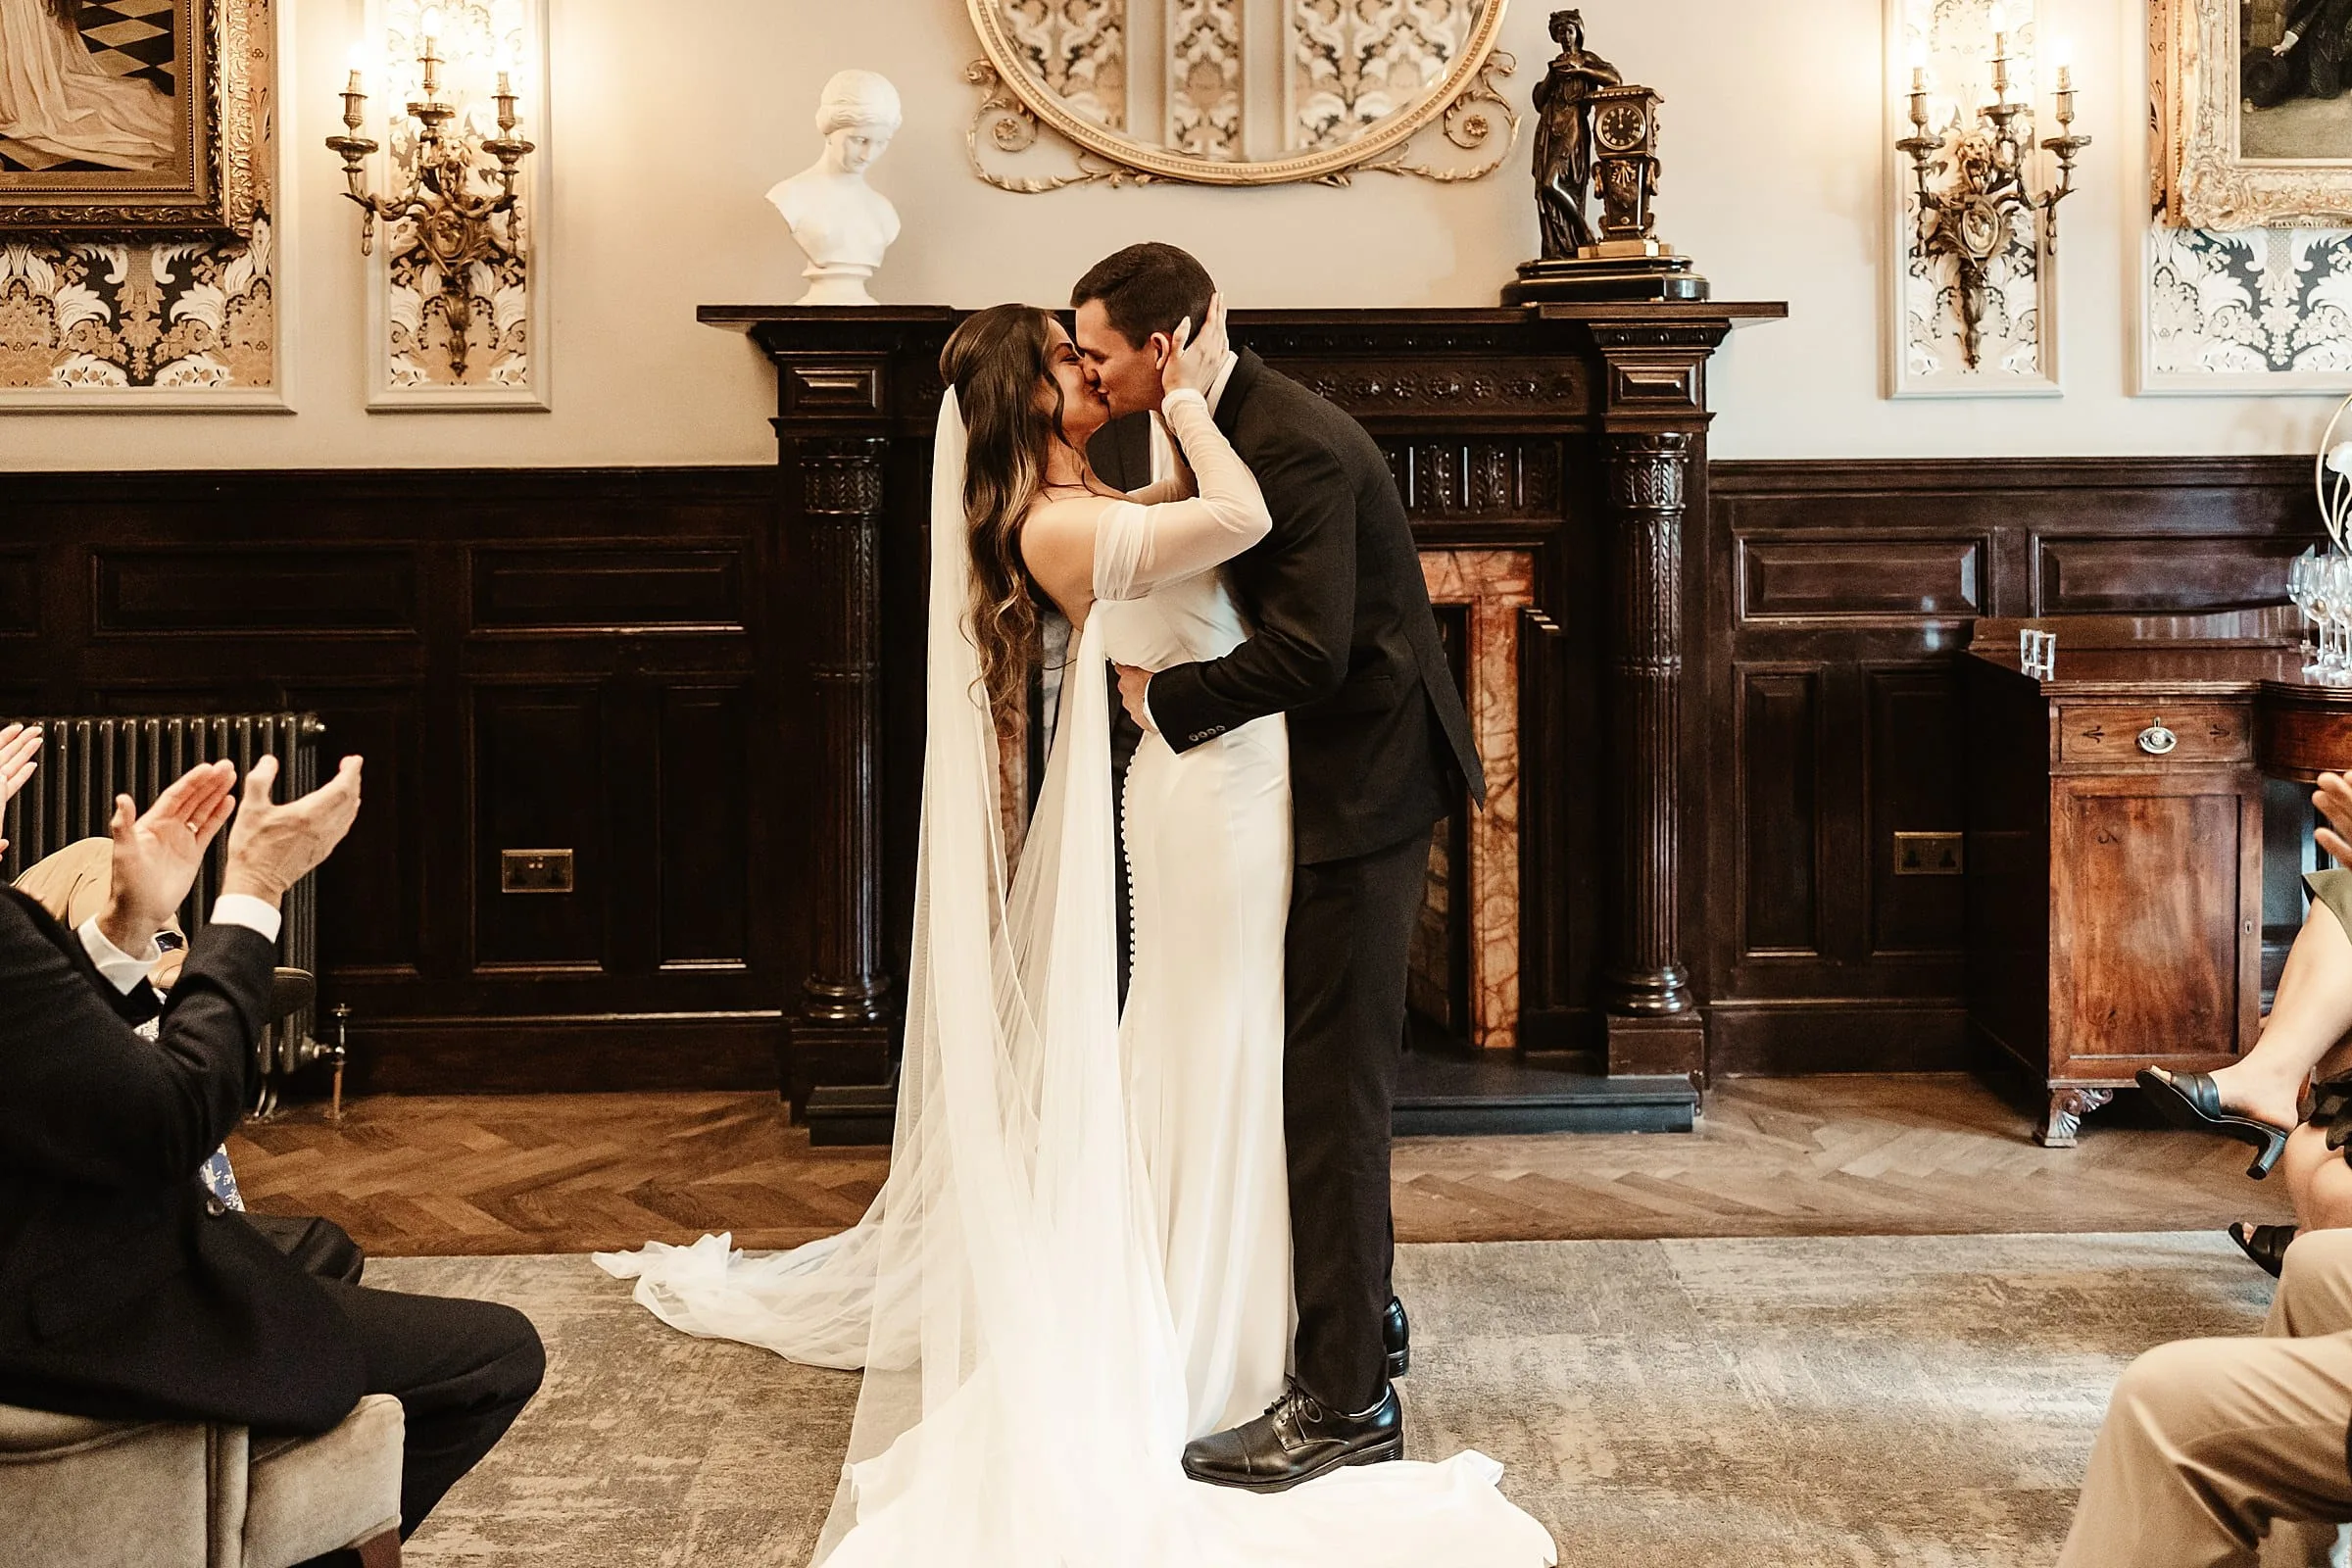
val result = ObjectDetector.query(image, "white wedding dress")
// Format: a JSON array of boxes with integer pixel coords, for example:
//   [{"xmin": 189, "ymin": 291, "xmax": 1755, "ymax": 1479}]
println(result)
[
  {"xmin": 0, "ymin": 0, "xmax": 175, "ymax": 170},
  {"xmin": 597, "ymin": 388, "xmax": 1554, "ymax": 1567}
]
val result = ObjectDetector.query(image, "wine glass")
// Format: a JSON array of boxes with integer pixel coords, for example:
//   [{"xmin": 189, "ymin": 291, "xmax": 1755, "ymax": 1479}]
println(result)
[
  {"xmin": 2327, "ymin": 554, "xmax": 2352, "ymax": 681},
  {"xmin": 2293, "ymin": 548, "xmax": 2322, "ymax": 674},
  {"xmin": 2308, "ymin": 556, "xmax": 2337, "ymax": 679}
]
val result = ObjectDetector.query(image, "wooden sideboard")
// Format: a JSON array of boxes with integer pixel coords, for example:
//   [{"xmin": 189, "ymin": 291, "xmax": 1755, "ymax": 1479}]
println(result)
[
  {"xmin": 1964, "ymin": 610, "xmax": 2352, "ymax": 1145},
  {"xmin": 702, "ymin": 301, "xmax": 1785, "ymax": 1122}
]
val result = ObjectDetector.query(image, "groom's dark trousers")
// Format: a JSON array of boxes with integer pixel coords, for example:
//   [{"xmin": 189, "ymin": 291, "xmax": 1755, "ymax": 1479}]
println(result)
[{"xmin": 1095, "ymin": 351, "xmax": 1485, "ymax": 1413}]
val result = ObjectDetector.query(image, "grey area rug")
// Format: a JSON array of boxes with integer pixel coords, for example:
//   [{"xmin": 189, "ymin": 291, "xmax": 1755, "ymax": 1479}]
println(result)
[{"xmin": 371, "ymin": 1233, "xmax": 2274, "ymax": 1566}]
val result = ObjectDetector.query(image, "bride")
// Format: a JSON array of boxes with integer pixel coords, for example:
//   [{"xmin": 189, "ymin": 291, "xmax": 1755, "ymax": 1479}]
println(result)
[
  {"xmin": 598, "ymin": 299, "xmax": 1555, "ymax": 1566},
  {"xmin": 0, "ymin": 0, "xmax": 176, "ymax": 170}
]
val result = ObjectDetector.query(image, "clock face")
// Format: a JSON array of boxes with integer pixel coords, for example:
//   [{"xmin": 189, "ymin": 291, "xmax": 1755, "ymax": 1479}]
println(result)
[{"xmin": 1595, "ymin": 101, "xmax": 1649, "ymax": 151}]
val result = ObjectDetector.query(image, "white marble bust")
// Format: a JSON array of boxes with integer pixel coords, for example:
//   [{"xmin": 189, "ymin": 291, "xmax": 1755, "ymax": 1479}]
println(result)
[{"xmin": 767, "ymin": 71, "xmax": 904, "ymax": 307}]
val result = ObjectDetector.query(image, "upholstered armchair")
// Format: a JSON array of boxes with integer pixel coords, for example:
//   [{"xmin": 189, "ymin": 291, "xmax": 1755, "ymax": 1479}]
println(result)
[{"xmin": 0, "ymin": 1393, "xmax": 403, "ymax": 1567}]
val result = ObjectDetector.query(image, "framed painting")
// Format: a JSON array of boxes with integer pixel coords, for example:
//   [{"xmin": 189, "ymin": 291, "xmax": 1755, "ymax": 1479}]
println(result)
[
  {"xmin": 2159, "ymin": 0, "xmax": 2352, "ymax": 227},
  {"xmin": 0, "ymin": 0, "xmax": 259, "ymax": 236}
]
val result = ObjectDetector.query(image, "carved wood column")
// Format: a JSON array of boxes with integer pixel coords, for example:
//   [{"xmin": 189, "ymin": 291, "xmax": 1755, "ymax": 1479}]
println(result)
[
  {"xmin": 1602, "ymin": 432, "xmax": 1696, "ymax": 1045},
  {"xmin": 795, "ymin": 436, "xmax": 890, "ymax": 1032}
]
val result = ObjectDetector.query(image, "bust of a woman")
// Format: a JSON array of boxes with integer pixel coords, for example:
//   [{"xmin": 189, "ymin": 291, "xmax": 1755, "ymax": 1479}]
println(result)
[{"xmin": 767, "ymin": 71, "xmax": 904, "ymax": 306}]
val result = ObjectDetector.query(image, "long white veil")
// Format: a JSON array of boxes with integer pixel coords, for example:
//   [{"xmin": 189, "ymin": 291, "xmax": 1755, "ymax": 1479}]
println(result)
[{"xmin": 600, "ymin": 391, "xmax": 1190, "ymax": 1561}]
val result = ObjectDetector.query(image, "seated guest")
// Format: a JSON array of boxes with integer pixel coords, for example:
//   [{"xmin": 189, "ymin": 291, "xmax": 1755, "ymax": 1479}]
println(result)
[
  {"xmin": 12, "ymin": 830, "xmax": 362, "ymax": 1285},
  {"xmin": 2142, "ymin": 769, "xmax": 2352, "ymax": 1275},
  {"xmin": 2058, "ymin": 1226, "xmax": 2352, "ymax": 1565},
  {"xmin": 0, "ymin": 753, "xmax": 543, "ymax": 1566}
]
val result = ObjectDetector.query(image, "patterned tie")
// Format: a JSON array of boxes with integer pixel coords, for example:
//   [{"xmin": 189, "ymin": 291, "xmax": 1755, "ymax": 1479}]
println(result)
[{"xmin": 138, "ymin": 1016, "xmax": 245, "ymax": 1211}]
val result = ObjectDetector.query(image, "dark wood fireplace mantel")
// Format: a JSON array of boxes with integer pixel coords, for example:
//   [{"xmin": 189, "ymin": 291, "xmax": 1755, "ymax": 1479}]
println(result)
[{"xmin": 705, "ymin": 300, "xmax": 1785, "ymax": 1130}]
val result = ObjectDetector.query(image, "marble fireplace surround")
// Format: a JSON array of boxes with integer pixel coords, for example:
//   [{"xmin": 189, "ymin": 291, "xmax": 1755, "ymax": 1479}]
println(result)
[
  {"xmin": 1422, "ymin": 548, "xmax": 1534, "ymax": 1053},
  {"xmin": 706, "ymin": 300, "xmax": 1782, "ymax": 1114}
]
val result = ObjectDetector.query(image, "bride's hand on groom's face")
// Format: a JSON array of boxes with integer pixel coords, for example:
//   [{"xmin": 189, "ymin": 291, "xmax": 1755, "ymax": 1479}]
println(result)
[{"xmin": 1160, "ymin": 293, "xmax": 1229, "ymax": 399}]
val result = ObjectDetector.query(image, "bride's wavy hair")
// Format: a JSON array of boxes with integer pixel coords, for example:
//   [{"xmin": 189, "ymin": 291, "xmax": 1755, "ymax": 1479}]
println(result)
[{"xmin": 940, "ymin": 304, "xmax": 1072, "ymax": 728}]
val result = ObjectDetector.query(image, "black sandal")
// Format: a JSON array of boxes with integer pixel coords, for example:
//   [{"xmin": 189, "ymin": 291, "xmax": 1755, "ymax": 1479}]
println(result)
[
  {"xmin": 2230, "ymin": 1221, "xmax": 2298, "ymax": 1278},
  {"xmin": 2135, "ymin": 1069, "xmax": 2291, "ymax": 1179}
]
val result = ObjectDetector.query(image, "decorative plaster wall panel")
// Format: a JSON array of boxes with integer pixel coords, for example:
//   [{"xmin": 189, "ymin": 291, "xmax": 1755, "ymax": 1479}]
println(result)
[
  {"xmin": 1292, "ymin": 0, "xmax": 1471, "ymax": 152},
  {"xmin": 2143, "ymin": 225, "xmax": 2352, "ymax": 387},
  {"xmin": 0, "ymin": 0, "xmax": 280, "ymax": 409},
  {"xmin": 1004, "ymin": 0, "xmax": 1125, "ymax": 129}
]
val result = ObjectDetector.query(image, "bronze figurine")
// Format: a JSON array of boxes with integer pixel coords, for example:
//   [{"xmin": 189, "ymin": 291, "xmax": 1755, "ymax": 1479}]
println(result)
[{"xmin": 1530, "ymin": 10, "xmax": 1622, "ymax": 260}]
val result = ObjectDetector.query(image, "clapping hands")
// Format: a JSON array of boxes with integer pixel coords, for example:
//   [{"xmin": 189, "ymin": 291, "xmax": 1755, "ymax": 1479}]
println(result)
[
  {"xmin": 0, "ymin": 722, "xmax": 42, "ymax": 856},
  {"xmin": 98, "ymin": 760, "xmax": 238, "ymax": 955},
  {"xmin": 222, "ymin": 755, "xmax": 364, "ymax": 907},
  {"xmin": 1161, "ymin": 292, "xmax": 1230, "ymax": 400}
]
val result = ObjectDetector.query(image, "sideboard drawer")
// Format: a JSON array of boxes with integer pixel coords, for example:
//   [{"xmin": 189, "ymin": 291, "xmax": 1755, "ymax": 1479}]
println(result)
[{"xmin": 2056, "ymin": 703, "xmax": 2250, "ymax": 767}]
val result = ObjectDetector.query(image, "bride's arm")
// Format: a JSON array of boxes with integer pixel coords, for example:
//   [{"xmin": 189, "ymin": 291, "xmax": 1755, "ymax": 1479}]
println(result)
[{"xmin": 1092, "ymin": 388, "xmax": 1270, "ymax": 603}]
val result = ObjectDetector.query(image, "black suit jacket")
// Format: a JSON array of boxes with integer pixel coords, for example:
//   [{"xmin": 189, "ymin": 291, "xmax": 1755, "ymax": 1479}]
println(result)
[
  {"xmin": 0, "ymin": 887, "xmax": 363, "ymax": 1432},
  {"xmin": 1104, "ymin": 350, "xmax": 1485, "ymax": 864}
]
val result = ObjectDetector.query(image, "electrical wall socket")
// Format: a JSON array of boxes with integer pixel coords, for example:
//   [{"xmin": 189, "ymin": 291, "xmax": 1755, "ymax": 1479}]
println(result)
[{"xmin": 1893, "ymin": 831, "xmax": 1964, "ymax": 876}]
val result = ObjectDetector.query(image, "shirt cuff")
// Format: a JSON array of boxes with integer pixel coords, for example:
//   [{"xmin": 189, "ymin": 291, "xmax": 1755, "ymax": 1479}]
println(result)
[
  {"xmin": 209, "ymin": 894, "xmax": 282, "ymax": 945},
  {"xmin": 78, "ymin": 915, "xmax": 160, "ymax": 996},
  {"xmin": 1140, "ymin": 677, "xmax": 1160, "ymax": 736}
]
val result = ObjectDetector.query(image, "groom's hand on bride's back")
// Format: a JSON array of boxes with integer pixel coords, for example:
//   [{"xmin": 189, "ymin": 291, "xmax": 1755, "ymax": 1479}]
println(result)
[{"xmin": 1115, "ymin": 665, "xmax": 1157, "ymax": 733}]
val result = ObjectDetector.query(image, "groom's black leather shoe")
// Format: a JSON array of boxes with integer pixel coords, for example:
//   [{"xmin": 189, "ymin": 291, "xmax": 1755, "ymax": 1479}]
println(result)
[
  {"xmin": 1384, "ymin": 1295, "xmax": 1410, "ymax": 1379},
  {"xmin": 1180, "ymin": 1380, "xmax": 1403, "ymax": 1493}
]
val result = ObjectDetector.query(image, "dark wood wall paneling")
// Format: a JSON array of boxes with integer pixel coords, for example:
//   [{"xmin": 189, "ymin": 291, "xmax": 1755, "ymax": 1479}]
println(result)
[
  {"xmin": 0, "ymin": 450, "xmax": 2315, "ymax": 1094},
  {"xmin": 1703, "ymin": 457, "xmax": 2322, "ymax": 1076},
  {"xmin": 0, "ymin": 468, "xmax": 794, "ymax": 1092}
]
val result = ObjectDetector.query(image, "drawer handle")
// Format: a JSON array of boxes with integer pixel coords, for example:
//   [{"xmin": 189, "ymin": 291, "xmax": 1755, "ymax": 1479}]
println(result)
[{"xmin": 2137, "ymin": 721, "xmax": 2179, "ymax": 756}]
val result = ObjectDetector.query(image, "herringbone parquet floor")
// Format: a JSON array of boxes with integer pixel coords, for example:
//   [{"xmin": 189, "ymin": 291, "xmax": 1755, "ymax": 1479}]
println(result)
[{"xmin": 226, "ymin": 1074, "xmax": 2287, "ymax": 1257}]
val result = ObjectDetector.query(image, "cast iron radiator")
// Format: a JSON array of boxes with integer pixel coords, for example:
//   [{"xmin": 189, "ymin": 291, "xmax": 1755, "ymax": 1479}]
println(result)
[{"xmin": 0, "ymin": 713, "xmax": 326, "ymax": 1112}]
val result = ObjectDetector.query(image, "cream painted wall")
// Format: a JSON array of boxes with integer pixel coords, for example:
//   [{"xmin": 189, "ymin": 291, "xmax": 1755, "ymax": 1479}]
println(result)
[{"xmin": 0, "ymin": 0, "xmax": 2334, "ymax": 468}]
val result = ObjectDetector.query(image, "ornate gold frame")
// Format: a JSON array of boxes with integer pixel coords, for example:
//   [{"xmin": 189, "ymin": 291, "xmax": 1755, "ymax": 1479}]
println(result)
[
  {"xmin": 0, "ymin": 0, "xmax": 261, "ymax": 237},
  {"xmin": 965, "ymin": 0, "xmax": 1516, "ymax": 189},
  {"xmin": 2157, "ymin": 0, "xmax": 2352, "ymax": 228}
]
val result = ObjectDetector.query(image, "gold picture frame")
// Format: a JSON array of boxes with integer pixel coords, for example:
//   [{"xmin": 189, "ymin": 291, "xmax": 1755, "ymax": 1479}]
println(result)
[
  {"xmin": 2157, "ymin": 0, "xmax": 2352, "ymax": 228},
  {"xmin": 0, "ymin": 0, "xmax": 260, "ymax": 237},
  {"xmin": 965, "ymin": 0, "xmax": 1516, "ymax": 190}
]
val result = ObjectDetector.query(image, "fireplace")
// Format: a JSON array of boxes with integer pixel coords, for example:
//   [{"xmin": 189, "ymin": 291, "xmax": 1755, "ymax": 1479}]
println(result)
[{"xmin": 705, "ymin": 299, "xmax": 1782, "ymax": 1134}]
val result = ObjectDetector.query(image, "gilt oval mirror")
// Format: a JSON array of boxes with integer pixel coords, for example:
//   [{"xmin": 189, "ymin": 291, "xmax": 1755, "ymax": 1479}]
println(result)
[{"xmin": 965, "ymin": 0, "xmax": 1516, "ymax": 188}]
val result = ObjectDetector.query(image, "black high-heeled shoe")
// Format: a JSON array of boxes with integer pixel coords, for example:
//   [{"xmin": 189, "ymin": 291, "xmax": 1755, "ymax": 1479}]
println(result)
[
  {"xmin": 2229, "ymin": 1221, "xmax": 2298, "ymax": 1278},
  {"xmin": 2134, "ymin": 1068, "xmax": 2291, "ymax": 1179}
]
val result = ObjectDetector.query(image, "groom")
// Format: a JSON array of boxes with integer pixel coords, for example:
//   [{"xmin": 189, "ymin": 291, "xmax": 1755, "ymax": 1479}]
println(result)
[{"xmin": 1074, "ymin": 243, "xmax": 1485, "ymax": 1491}]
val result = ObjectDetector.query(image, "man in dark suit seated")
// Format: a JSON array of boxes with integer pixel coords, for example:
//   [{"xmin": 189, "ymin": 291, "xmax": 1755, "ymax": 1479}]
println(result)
[
  {"xmin": 12, "ymin": 824, "xmax": 363, "ymax": 1285},
  {"xmin": 0, "ymin": 745, "xmax": 543, "ymax": 1566}
]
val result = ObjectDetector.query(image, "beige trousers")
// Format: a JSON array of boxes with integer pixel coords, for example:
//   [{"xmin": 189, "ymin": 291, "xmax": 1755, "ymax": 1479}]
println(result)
[{"xmin": 2060, "ymin": 1228, "xmax": 2352, "ymax": 1566}]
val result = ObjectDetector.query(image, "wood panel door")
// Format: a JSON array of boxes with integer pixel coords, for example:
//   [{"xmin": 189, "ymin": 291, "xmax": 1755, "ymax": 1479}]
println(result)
[{"xmin": 2047, "ymin": 771, "xmax": 2262, "ymax": 1078}]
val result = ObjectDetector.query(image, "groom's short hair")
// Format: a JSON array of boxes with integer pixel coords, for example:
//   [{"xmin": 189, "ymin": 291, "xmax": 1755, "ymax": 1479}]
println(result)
[{"xmin": 1072, "ymin": 243, "xmax": 1215, "ymax": 348}]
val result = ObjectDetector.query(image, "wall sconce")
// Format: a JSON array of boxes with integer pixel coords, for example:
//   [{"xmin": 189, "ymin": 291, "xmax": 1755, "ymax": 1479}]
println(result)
[
  {"xmin": 325, "ymin": 7, "xmax": 535, "ymax": 380},
  {"xmin": 1894, "ymin": 6, "xmax": 2089, "ymax": 371}
]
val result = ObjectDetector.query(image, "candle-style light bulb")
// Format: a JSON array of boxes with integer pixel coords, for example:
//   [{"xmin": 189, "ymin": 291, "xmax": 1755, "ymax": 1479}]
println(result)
[
  {"xmin": 2052, "ymin": 33, "xmax": 2075, "ymax": 92},
  {"xmin": 1988, "ymin": 2, "xmax": 2008, "ymax": 34},
  {"xmin": 420, "ymin": 6, "xmax": 443, "ymax": 47}
]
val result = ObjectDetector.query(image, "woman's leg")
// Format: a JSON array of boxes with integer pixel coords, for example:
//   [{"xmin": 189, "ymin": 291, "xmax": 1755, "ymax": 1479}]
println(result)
[
  {"xmin": 2280, "ymin": 1121, "xmax": 2352, "ymax": 1233},
  {"xmin": 2191, "ymin": 898, "xmax": 2352, "ymax": 1130}
]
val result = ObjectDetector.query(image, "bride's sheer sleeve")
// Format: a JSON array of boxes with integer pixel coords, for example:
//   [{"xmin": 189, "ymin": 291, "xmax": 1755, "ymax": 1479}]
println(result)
[{"xmin": 1093, "ymin": 388, "xmax": 1272, "ymax": 604}]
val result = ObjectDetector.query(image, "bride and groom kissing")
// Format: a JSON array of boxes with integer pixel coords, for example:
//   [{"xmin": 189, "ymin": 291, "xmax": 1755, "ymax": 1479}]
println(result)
[{"xmin": 599, "ymin": 243, "xmax": 1555, "ymax": 1565}]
